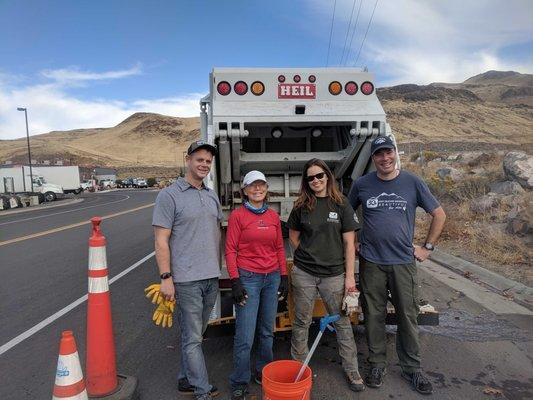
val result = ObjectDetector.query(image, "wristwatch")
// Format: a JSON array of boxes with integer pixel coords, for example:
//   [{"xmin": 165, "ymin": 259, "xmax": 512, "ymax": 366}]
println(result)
[
  {"xmin": 160, "ymin": 272, "xmax": 172, "ymax": 280},
  {"xmin": 423, "ymin": 243, "xmax": 435, "ymax": 251}
]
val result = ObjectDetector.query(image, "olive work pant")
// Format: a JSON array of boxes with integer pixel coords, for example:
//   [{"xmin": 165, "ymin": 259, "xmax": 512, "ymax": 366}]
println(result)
[
  {"xmin": 290, "ymin": 265, "xmax": 360, "ymax": 374},
  {"xmin": 359, "ymin": 257, "xmax": 421, "ymax": 373}
]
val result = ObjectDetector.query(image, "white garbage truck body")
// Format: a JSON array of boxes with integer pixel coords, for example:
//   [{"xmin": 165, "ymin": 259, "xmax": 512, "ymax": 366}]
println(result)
[
  {"xmin": 199, "ymin": 68, "xmax": 435, "ymax": 331},
  {"xmin": 200, "ymin": 67, "xmax": 396, "ymax": 222}
]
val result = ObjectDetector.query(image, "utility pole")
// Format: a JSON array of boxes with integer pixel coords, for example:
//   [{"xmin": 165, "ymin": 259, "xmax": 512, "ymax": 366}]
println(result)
[{"xmin": 17, "ymin": 107, "xmax": 34, "ymax": 192}]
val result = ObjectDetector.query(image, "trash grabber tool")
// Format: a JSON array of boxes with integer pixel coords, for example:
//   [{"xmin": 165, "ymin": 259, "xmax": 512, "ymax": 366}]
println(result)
[{"xmin": 294, "ymin": 314, "xmax": 340, "ymax": 382}]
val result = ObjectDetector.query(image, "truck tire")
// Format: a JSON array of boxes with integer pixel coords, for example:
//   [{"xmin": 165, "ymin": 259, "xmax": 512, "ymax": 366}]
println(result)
[
  {"xmin": 44, "ymin": 191, "xmax": 57, "ymax": 202},
  {"xmin": 74, "ymin": 188, "xmax": 82, "ymax": 195},
  {"xmin": 37, "ymin": 193, "xmax": 45, "ymax": 203}
]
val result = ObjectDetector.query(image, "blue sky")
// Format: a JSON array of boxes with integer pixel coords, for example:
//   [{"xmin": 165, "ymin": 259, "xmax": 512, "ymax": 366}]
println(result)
[{"xmin": 0, "ymin": 0, "xmax": 532, "ymax": 139}]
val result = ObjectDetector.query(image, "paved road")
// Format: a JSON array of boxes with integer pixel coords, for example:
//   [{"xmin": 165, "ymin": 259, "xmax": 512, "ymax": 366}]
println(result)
[{"xmin": 0, "ymin": 190, "xmax": 531, "ymax": 400}]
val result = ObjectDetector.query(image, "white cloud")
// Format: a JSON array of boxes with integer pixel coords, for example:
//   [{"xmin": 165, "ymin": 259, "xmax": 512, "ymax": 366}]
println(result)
[
  {"xmin": 41, "ymin": 64, "xmax": 143, "ymax": 85},
  {"xmin": 0, "ymin": 67, "xmax": 203, "ymax": 140},
  {"xmin": 307, "ymin": 0, "xmax": 533, "ymax": 85}
]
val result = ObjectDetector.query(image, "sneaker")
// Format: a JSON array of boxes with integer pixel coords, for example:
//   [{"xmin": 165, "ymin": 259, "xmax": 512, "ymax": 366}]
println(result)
[
  {"xmin": 253, "ymin": 371, "xmax": 262, "ymax": 385},
  {"xmin": 346, "ymin": 370, "xmax": 365, "ymax": 392},
  {"xmin": 231, "ymin": 387, "xmax": 247, "ymax": 400},
  {"xmin": 402, "ymin": 370, "xmax": 433, "ymax": 395},
  {"xmin": 365, "ymin": 367, "xmax": 386, "ymax": 388},
  {"xmin": 179, "ymin": 378, "xmax": 219, "ymax": 397}
]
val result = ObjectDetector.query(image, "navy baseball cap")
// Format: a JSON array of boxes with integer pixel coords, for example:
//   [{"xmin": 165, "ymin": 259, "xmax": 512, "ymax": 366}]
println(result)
[
  {"xmin": 187, "ymin": 140, "xmax": 217, "ymax": 156},
  {"xmin": 370, "ymin": 136, "xmax": 395, "ymax": 155}
]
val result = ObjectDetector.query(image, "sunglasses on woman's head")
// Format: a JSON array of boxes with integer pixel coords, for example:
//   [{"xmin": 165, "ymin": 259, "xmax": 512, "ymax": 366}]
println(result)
[{"xmin": 306, "ymin": 172, "xmax": 326, "ymax": 182}]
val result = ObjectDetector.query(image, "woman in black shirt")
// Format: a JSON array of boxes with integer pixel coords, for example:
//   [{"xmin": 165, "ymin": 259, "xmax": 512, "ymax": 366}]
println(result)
[{"xmin": 287, "ymin": 158, "xmax": 364, "ymax": 393}]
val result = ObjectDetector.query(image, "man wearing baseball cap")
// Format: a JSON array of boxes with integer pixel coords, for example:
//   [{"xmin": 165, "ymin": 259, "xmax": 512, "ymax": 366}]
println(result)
[
  {"xmin": 153, "ymin": 140, "xmax": 221, "ymax": 399},
  {"xmin": 348, "ymin": 136, "xmax": 446, "ymax": 395}
]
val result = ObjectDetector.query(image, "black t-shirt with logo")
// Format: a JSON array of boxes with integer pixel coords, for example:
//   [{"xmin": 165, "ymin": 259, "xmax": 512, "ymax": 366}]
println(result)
[{"xmin": 287, "ymin": 196, "xmax": 360, "ymax": 277}]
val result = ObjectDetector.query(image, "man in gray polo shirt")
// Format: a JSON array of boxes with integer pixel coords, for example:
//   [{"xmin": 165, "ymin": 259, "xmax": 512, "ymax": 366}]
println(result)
[{"xmin": 153, "ymin": 140, "xmax": 222, "ymax": 400}]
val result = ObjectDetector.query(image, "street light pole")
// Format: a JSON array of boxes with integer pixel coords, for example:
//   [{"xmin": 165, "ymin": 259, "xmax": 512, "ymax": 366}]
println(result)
[{"xmin": 17, "ymin": 107, "xmax": 34, "ymax": 192}]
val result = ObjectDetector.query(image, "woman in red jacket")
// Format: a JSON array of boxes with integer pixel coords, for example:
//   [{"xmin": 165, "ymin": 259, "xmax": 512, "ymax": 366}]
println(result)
[{"xmin": 225, "ymin": 170, "xmax": 288, "ymax": 400}]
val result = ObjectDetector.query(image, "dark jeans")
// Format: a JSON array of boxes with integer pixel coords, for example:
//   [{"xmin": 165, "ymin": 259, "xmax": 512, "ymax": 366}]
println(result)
[
  {"xmin": 175, "ymin": 278, "xmax": 219, "ymax": 396},
  {"xmin": 359, "ymin": 257, "xmax": 421, "ymax": 373},
  {"xmin": 230, "ymin": 268, "xmax": 280, "ymax": 390}
]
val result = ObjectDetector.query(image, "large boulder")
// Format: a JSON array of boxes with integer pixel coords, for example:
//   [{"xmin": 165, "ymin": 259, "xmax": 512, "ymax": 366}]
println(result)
[
  {"xmin": 469, "ymin": 193, "xmax": 501, "ymax": 214},
  {"xmin": 436, "ymin": 167, "xmax": 464, "ymax": 182},
  {"xmin": 505, "ymin": 199, "xmax": 533, "ymax": 236},
  {"xmin": 456, "ymin": 151, "xmax": 491, "ymax": 166},
  {"xmin": 503, "ymin": 151, "xmax": 533, "ymax": 190},
  {"xmin": 489, "ymin": 181, "xmax": 525, "ymax": 195}
]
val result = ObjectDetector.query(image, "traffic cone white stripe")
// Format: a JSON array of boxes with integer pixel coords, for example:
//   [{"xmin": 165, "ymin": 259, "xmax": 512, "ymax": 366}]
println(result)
[
  {"xmin": 88, "ymin": 277, "xmax": 109, "ymax": 293},
  {"xmin": 88, "ymin": 247, "xmax": 107, "ymax": 270},
  {"xmin": 54, "ymin": 353, "xmax": 85, "ymax": 385}
]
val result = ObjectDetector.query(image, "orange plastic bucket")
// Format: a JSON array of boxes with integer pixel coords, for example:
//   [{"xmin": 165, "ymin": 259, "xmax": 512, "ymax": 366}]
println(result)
[{"xmin": 262, "ymin": 360, "xmax": 312, "ymax": 400}]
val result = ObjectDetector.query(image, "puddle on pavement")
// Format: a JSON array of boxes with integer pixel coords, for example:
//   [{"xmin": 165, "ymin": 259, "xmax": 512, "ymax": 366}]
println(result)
[{"xmin": 416, "ymin": 309, "xmax": 529, "ymax": 342}]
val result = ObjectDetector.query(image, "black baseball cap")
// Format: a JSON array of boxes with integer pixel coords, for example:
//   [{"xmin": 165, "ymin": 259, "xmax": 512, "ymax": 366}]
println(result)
[
  {"xmin": 370, "ymin": 136, "xmax": 395, "ymax": 155},
  {"xmin": 187, "ymin": 140, "xmax": 217, "ymax": 156}
]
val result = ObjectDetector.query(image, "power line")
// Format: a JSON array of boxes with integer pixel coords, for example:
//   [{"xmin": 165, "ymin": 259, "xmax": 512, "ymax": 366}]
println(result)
[
  {"xmin": 344, "ymin": 0, "xmax": 363, "ymax": 66},
  {"xmin": 339, "ymin": 0, "xmax": 357, "ymax": 66},
  {"xmin": 354, "ymin": 0, "xmax": 379, "ymax": 67},
  {"xmin": 326, "ymin": 0, "xmax": 337, "ymax": 67}
]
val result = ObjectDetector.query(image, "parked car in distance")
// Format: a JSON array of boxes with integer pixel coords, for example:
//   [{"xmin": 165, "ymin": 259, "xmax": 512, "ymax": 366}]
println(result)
[
  {"xmin": 134, "ymin": 178, "xmax": 148, "ymax": 188},
  {"xmin": 123, "ymin": 177, "xmax": 135, "ymax": 188},
  {"xmin": 81, "ymin": 180, "xmax": 93, "ymax": 190},
  {"xmin": 99, "ymin": 179, "xmax": 116, "ymax": 190}
]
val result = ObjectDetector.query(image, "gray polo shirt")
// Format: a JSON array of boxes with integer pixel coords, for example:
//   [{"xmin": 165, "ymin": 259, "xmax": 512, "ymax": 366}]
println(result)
[{"xmin": 152, "ymin": 177, "xmax": 222, "ymax": 283}]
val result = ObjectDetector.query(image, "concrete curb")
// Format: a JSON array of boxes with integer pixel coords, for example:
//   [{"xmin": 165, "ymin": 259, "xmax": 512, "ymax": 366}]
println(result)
[
  {"xmin": 429, "ymin": 249, "xmax": 533, "ymax": 309},
  {"xmin": 0, "ymin": 197, "xmax": 85, "ymax": 216}
]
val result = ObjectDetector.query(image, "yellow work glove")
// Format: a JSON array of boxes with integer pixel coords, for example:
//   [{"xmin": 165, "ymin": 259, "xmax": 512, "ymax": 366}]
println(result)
[
  {"xmin": 144, "ymin": 283, "xmax": 164, "ymax": 305},
  {"xmin": 152, "ymin": 299, "xmax": 175, "ymax": 328}
]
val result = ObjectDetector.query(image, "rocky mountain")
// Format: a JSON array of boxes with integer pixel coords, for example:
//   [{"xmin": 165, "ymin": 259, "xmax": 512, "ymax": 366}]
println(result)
[
  {"xmin": 431, "ymin": 70, "xmax": 533, "ymax": 106},
  {"xmin": 378, "ymin": 70, "xmax": 533, "ymax": 151},
  {"xmin": 0, "ymin": 70, "xmax": 531, "ymax": 168}
]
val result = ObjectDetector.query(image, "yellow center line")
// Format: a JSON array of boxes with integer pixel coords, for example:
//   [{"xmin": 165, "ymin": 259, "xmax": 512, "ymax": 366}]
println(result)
[{"xmin": 0, "ymin": 203, "xmax": 154, "ymax": 247}]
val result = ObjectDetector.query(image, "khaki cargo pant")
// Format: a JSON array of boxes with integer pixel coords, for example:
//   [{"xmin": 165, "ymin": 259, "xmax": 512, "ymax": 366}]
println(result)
[
  {"xmin": 290, "ymin": 265, "xmax": 360, "ymax": 374},
  {"xmin": 359, "ymin": 257, "xmax": 421, "ymax": 373}
]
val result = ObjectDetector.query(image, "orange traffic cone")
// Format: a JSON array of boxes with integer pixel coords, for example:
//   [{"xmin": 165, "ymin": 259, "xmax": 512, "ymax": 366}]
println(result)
[
  {"xmin": 86, "ymin": 217, "xmax": 118, "ymax": 396},
  {"xmin": 52, "ymin": 331, "xmax": 88, "ymax": 400}
]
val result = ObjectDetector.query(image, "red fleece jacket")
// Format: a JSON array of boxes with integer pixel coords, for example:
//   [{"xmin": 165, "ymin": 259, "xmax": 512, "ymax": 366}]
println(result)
[{"xmin": 225, "ymin": 206, "xmax": 287, "ymax": 279}]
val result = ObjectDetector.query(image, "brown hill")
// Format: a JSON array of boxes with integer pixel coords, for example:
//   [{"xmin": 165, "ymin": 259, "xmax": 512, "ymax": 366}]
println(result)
[
  {"xmin": 1, "ymin": 70, "xmax": 531, "ymax": 168},
  {"xmin": 379, "ymin": 70, "xmax": 533, "ymax": 151},
  {"xmin": 430, "ymin": 70, "xmax": 533, "ymax": 106},
  {"xmin": 0, "ymin": 113, "xmax": 199, "ymax": 167}
]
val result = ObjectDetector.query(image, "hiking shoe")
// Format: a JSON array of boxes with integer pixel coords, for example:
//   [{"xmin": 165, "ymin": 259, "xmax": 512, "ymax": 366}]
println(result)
[
  {"xmin": 402, "ymin": 370, "xmax": 433, "ymax": 395},
  {"xmin": 195, "ymin": 392, "xmax": 219, "ymax": 400},
  {"xmin": 179, "ymin": 378, "xmax": 219, "ymax": 397},
  {"xmin": 346, "ymin": 370, "xmax": 365, "ymax": 392},
  {"xmin": 365, "ymin": 367, "xmax": 386, "ymax": 388},
  {"xmin": 178, "ymin": 377, "xmax": 194, "ymax": 394},
  {"xmin": 231, "ymin": 387, "xmax": 247, "ymax": 400},
  {"xmin": 253, "ymin": 371, "xmax": 262, "ymax": 385}
]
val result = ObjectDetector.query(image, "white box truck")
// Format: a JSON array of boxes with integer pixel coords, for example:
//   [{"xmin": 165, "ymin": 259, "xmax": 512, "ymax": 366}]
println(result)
[
  {"xmin": 0, "ymin": 165, "xmax": 65, "ymax": 201},
  {"xmin": 35, "ymin": 166, "xmax": 83, "ymax": 194}
]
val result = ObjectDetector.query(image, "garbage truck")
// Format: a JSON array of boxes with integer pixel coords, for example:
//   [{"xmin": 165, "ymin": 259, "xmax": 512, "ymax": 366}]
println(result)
[{"xmin": 199, "ymin": 68, "xmax": 437, "ymax": 334}]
